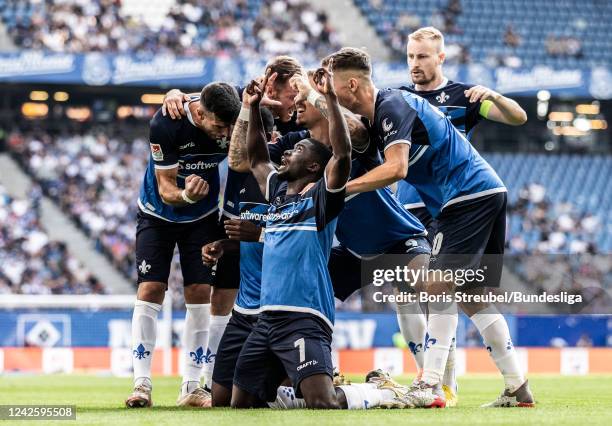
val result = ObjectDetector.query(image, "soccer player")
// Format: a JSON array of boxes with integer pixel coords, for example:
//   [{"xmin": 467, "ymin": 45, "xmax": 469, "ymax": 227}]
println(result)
[
  {"xmin": 199, "ymin": 97, "xmax": 276, "ymax": 407},
  {"xmin": 286, "ymin": 73, "xmax": 432, "ymax": 373},
  {"xmin": 397, "ymin": 26, "xmax": 527, "ymax": 230},
  {"xmin": 125, "ymin": 82, "xmax": 240, "ymax": 408},
  {"xmin": 222, "ymin": 70, "xmax": 431, "ymax": 382},
  {"xmin": 159, "ymin": 56, "xmax": 304, "ymax": 392},
  {"xmin": 323, "ymin": 47, "xmax": 534, "ymax": 408},
  {"xmin": 397, "ymin": 26, "xmax": 530, "ymax": 407},
  {"xmin": 230, "ymin": 69, "xmax": 423, "ymax": 410}
]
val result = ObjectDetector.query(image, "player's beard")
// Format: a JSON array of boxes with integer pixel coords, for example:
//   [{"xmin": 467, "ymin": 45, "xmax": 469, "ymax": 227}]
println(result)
[{"xmin": 411, "ymin": 70, "xmax": 433, "ymax": 86}]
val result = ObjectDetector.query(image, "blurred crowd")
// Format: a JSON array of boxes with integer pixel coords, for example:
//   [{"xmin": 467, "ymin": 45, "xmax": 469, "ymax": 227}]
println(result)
[
  {"xmin": 503, "ymin": 184, "xmax": 611, "ymax": 314},
  {"xmin": 507, "ymin": 184, "xmax": 601, "ymax": 255},
  {"xmin": 0, "ymin": 183, "xmax": 104, "ymax": 294},
  {"xmin": 7, "ymin": 129, "xmax": 188, "ymax": 302},
  {"xmin": 4, "ymin": 0, "xmax": 339, "ymax": 60}
]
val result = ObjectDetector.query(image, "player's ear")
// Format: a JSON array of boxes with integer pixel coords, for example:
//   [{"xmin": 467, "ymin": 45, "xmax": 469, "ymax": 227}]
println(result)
[
  {"xmin": 349, "ymin": 77, "xmax": 359, "ymax": 92},
  {"xmin": 307, "ymin": 161, "xmax": 321, "ymax": 174},
  {"xmin": 438, "ymin": 51, "xmax": 446, "ymax": 65}
]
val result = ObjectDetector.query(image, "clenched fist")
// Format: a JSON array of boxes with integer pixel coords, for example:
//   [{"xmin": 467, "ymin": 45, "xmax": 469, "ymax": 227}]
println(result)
[{"xmin": 184, "ymin": 174, "xmax": 209, "ymax": 202}]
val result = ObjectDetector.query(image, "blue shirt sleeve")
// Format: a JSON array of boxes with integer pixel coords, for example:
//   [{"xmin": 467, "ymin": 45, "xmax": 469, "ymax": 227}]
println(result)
[
  {"xmin": 266, "ymin": 170, "xmax": 287, "ymax": 202},
  {"xmin": 222, "ymin": 168, "xmax": 249, "ymax": 218},
  {"xmin": 149, "ymin": 111, "xmax": 179, "ymax": 168},
  {"xmin": 376, "ymin": 92, "xmax": 417, "ymax": 151},
  {"xmin": 310, "ymin": 178, "xmax": 346, "ymax": 231}
]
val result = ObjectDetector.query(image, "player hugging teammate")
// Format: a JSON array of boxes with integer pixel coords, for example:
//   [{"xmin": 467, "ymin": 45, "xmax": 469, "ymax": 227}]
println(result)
[{"xmin": 127, "ymin": 26, "xmax": 534, "ymax": 410}]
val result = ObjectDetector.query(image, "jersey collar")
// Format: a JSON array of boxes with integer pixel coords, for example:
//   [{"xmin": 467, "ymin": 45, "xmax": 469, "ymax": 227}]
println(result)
[
  {"xmin": 433, "ymin": 77, "xmax": 449, "ymax": 90},
  {"xmin": 184, "ymin": 101, "xmax": 196, "ymax": 126}
]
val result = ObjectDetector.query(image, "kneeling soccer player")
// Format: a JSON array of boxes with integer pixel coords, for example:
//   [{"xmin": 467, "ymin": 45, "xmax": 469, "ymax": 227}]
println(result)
[{"xmin": 230, "ymin": 68, "xmax": 433, "ymax": 409}]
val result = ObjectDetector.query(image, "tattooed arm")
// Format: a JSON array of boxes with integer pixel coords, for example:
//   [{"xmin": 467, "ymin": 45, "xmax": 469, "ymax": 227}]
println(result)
[{"xmin": 228, "ymin": 99, "xmax": 250, "ymax": 173}]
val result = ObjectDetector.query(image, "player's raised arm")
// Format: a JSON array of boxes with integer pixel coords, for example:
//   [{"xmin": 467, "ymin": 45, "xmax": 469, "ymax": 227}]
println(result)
[
  {"xmin": 313, "ymin": 67, "xmax": 351, "ymax": 190},
  {"xmin": 345, "ymin": 143, "xmax": 409, "ymax": 194},
  {"xmin": 246, "ymin": 72, "xmax": 277, "ymax": 197},
  {"xmin": 227, "ymin": 94, "xmax": 251, "ymax": 173}
]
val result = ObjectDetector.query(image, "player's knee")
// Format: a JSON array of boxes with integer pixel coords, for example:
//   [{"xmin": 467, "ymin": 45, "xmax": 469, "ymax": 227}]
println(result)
[
  {"xmin": 211, "ymin": 288, "xmax": 237, "ymax": 315},
  {"xmin": 211, "ymin": 382, "xmax": 231, "ymax": 407},
  {"xmin": 183, "ymin": 283, "xmax": 211, "ymax": 303},
  {"xmin": 137, "ymin": 281, "xmax": 166, "ymax": 304}
]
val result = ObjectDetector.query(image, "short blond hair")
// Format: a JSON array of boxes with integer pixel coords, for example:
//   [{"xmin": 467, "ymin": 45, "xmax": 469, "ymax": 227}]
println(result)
[{"xmin": 408, "ymin": 27, "xmax": 445, "ymax": 52}]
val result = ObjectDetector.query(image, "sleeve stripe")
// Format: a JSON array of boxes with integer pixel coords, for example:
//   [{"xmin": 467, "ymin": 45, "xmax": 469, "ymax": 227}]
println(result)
[
  {"xmin": 265, "ymin": 170, "xmax": 278, "ymax": 201},
  {"xmin": 324, "ymin": 172, "xmax": 347, "ymax": 193},
  {"xmin": 154, "ymin": 163, "xmax": 179, "ymax": 170},
  {"xmin": 384, "ymin": 139, "xmax": 411, "ymax": 151}
]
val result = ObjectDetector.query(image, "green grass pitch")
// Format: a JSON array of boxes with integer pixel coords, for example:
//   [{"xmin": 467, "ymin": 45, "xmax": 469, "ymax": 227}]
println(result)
[{"xmin": 0, "ymin": 374, "xmax": 611, "ymax": 425}]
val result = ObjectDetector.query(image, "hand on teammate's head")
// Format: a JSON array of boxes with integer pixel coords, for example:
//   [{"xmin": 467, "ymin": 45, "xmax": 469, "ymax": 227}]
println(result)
[
  {"xmin": 162, "ymin": 89, "xmax": 190, "ymax": 120},
  {"xmin": 313, "ymin": 66, "xmax": 336, "ymax": 97},
  {"xmin": 290, "ymin": 73, "xmax": 313, "ymax": 96}
]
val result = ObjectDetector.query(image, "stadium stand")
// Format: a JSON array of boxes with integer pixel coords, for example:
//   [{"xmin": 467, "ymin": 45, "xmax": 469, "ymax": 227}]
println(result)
[
  {"xmin": 353, "ymin": 0, "xmax": 612, "ymax": 67},
  {"xmin": 6, "ymin": 129, "xmax": 189, "ymax": 302},
  {"xmin": 0, "ymin": 0, "xmax": 340, "ymax": 60},
  {"xmin": 0, "ymin": 182, "xmax": 104, "ymax": 294},
  {"xmin": 485, "ymin": 153, "xmax": 612, "ymax": 253}
]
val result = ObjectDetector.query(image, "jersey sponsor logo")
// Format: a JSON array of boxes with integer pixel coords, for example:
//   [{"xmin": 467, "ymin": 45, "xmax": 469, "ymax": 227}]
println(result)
[
  {"xmin": 150, "ymin": 144, "xmax": 164, "ymax": 161},
  {"xmin": 240, "ymin": 210, "xmax": 270, "ymax": 222},
  {"xmin": 382, "ymin": 117, "xmax": 393, "ymax": 132},
  {"xmin": 267, "ymin": 208, "xmax": 300, "ymax": 222},
  {"xmin": 436, "ymin": 91, "xmax": 450, "ymax": 104},
  {"xmin": 182, "ymin": 160, "xmax": 220, "ymax": 171},
  {"xmin": 179, "ymin": 141, "xmax": 195, "ymax": 150}
]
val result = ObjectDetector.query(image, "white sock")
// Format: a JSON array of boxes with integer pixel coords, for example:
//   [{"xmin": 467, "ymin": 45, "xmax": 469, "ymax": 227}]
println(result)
[
  {"xmin": 396, "ymin": 301, "xmax": 426, "ymax": 371},
  {"xmin": 470, "ymin": 306, "xmax": 525, "ymax": 392},
  {"xmin": 202, "ymin": 313, "xmax": 231, "ymax": 389},
  {"xmin": 131, "ymin": 300, "xmax": 161, "ymax": 389},
  {"xmin": 181, "ymin": 303, "xmax": 211, "ymax": 394},
  {"xmin": 442, "ymin": 336, "xmax": 457, "ymax": 391},
  {"xmin": 268, "ymin": 386, "xmax": 306, "ymax": 409},
  {"xmin": 422, "ymin": 302, "xmax": 458, "ymax": 386},
  {"xmin": 338, "ymin": 383, "xmax": 393, "ymax": 409}
]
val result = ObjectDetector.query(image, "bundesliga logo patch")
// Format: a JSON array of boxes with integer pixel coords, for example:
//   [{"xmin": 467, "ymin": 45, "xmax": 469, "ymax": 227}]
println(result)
[{"xmin": 150, "ymin": 143, "xmax": 164, "ymax": 161}]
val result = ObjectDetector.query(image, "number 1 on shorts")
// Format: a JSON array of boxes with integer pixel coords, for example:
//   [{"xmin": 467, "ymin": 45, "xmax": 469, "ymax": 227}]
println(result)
[{"xmin": 294, "ymin": 337, "xmax": 305, "ymax": 363}]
